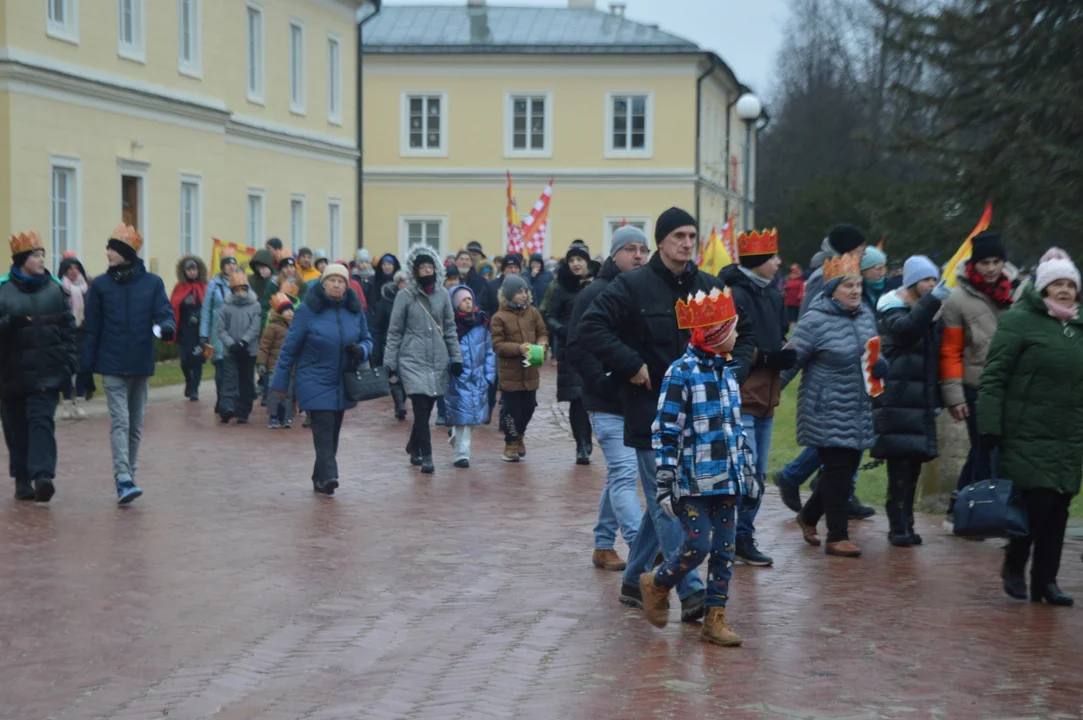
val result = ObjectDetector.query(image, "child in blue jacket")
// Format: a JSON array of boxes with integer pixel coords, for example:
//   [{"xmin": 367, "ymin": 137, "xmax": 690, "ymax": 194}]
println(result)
[{"xmin": 444, "ymin": 286, "xmax": 496, "ymax": 468}]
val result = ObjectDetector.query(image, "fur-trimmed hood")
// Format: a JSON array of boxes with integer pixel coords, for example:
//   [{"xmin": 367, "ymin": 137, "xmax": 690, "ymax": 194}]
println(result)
[
  {"xmin": 404, "ymin": 244, "xmax": 444, "ymax": 294},
  {"xmin": 304, "ymin": 279, "xmax": 363, "ymax": 314},
  {"xmin": 175, "ymin": 255, "xmax": 208, "ymax": 285}
]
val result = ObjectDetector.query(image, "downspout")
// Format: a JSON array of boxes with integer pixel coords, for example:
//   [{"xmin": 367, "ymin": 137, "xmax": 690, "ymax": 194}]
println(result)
[
  {"xmin": 694, "ymin": 53, "xmax": 719, "ymax": 226},
  {"xmin": 725, "ymin": 94, "xmax": 737, "ymax": 219},
  {"xmin": 357, "ymin": 0, "xmax": 382, "ymax": 251}
]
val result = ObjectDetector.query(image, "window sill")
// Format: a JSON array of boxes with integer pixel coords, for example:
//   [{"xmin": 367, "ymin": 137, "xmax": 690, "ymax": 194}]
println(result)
[
  {"xmin": 178, "ymin": 64, "xmax": 203, "ymax": 80},
  {"xmin": 117, "ymin": 46, "xmax": 146, "ymax": 64},
  {"xmin": 327, "ymin": 115, "xmax": 343, "ymax": 127},
  {"xmin": 503, "ymin": 149, "xmax": 553, "ymax": 160},
  {"xmin": 290, "ymin": 105, "xmax": 307, "ymax": 117},
  {"xmin": 247, "ymin": 93, "xmax": 266, "ymax": 107},
  {"xmin": 604, "ymin": 149, "xmax": 654, "ymax": 160},
  {"xmin": 400, "ymin": 148, "xmax": 448, "ymax": 159},
  {"xmin": 46, "ymin": 27, "xmax": 80, "ymax": 46}
]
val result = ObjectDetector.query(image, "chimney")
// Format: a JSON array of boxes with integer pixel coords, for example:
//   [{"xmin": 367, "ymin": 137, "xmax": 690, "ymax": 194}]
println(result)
[
  {"xmin": 609, "ymin": 2, "xmax": 626, "ymax": 16},
  {"xmin": 567, "ymin": 0, "xmax": 595, "ymax": 8}
]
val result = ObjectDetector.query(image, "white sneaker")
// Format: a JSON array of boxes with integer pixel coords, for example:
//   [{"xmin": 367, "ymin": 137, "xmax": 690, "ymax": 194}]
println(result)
[
  {"xmin": 73, "ymin": 398, "xmax": 88, "ymax": 420},
  {"xmin": 59, "ymin": 403, "xmax": 73, "ymax": 420}
]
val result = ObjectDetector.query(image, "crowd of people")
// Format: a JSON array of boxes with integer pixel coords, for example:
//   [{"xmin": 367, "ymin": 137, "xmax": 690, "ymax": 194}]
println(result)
[{"xmin": 2, "ymin": 207, "xmax": 1081, "ymax": 644}]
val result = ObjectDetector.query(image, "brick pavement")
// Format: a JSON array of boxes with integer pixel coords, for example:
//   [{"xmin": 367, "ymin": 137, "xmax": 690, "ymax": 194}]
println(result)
[{"xmin": 2, "ymin": 368, "xmax": 1082, "ymax": 720}]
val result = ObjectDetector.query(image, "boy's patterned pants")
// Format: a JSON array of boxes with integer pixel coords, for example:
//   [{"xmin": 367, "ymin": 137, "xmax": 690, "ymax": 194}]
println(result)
[{"xmin": 654, "ymin": 495, "xmax": 737, "ymax": 608}]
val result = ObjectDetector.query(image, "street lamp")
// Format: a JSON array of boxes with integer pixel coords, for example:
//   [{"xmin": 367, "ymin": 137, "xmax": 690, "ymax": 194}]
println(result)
[{"xmin": 735, "ymin": 93, "xmax": 762, "ymax": 232}]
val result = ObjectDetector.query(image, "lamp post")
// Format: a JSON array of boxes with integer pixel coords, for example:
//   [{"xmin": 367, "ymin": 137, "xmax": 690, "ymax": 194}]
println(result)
[{"xmin": 735, "ymin": 93, "xmax": 762, "ymax": 232}]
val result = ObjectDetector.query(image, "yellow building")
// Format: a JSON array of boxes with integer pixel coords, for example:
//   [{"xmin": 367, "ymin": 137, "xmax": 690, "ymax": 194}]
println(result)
[
  {"xmin": 361, "ymin": 0, "xmax": 761, "ymax": 260},
  {"xmin": 0, "ymin": 0, "xmax": 372, "ymax": 278}
]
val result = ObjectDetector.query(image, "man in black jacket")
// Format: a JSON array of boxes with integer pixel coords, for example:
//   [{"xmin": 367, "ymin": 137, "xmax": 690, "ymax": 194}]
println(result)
[
  {"xmin": 566, "ymin": 226, "xmax": 651, "ymax": 573},
  {"xmin": 0, "ymin": 231, "xmax": 77, "ymax": 503},
  {"xmin": 579, "ymin": 207, "xmax": 755, "ymax": 620}
]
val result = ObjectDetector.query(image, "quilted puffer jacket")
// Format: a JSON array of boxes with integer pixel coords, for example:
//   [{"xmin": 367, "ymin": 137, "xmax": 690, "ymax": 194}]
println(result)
[{"xmin": 781, "ymin": 292, "xmax": 878, "ymax": 450}]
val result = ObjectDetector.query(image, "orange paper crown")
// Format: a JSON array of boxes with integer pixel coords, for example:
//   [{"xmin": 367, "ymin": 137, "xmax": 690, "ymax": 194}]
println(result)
[
  {"xmin": 737, "ymin": 228, "xmax": 778, "ymax": 257},
  {"xmin": 228, "ymin": 272, "xmax": 249, "ymax": 289},
  {"xmin": 675, "ymin": 287, "xmax": 738, "ymax": 330},
  {"xmin": 61, "ymin": 250, "xmax": 78, "ymax": 260},
  {"xmin": 10, "ymin": 230, "xmax": 43, "ymax": 256},
  {"xmin": 220, "ymin": 246, "xmax": 237, "ymax": 259},
  {"xmin": 823, "ymin": 253, "xmax": 862, "ymax": 282},
  {"xmin": 271, "ymin": 293, "xmax": 292, "ymax": 312},
  {"xmin": 110, "ymin": 224, "xmax": 143, "ymax": 253},
  {"xmin": 279, "ymin": 280, "xmax": 299, "ymax": 297}
]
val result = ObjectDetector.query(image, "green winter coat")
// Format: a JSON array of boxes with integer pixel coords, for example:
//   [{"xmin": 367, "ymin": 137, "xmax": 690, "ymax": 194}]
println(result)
[{"xmin": 977, "ymin": 283, "xmax": 1083, "ymax": 495}]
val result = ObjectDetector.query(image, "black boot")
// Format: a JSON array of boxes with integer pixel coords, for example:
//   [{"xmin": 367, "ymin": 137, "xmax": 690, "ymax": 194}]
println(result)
[
  {"xmin": 406, "ymin": 439, "xmax": 422, "ymax": 467},
  {"xmin": 14, "ymin": 475, "xmax": 35, "ymax": 501},
  {"xmin": 773, "ymin": 470, "xmax": 802, "ymax": 513},
  {"xmin": 576, "ymin": 443, "xmax": 591, "ymax": 465},
  {"xmin": 885, "ymin": 476, "xmax": 911, "ymax": 546},
  {"xmin": 33, "ymin": 476, "xmax": 55, "ymax": 503},
  {"xmin": 1001, "ymin": 562, "xmax": 1027, "ymax": 600},
  {"xmin": 1031, "ymin": 582, "xmax": 1074, "ymax": 606},
  {"xmin": 420, "ymin": 455, "xmax": 435, "ymax": 475},
  {"xmin": 847, "ymin": 495, "xmax": 876, "ymax": 520}
]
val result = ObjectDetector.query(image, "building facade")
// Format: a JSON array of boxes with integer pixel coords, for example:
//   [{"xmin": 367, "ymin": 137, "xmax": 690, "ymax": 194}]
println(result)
[
  {"xmin": 0, "ymin": 0, "xmax": 365, "ymax": 279},
  {"xmin": 361, "ymin": 1, "xmax": 759, "ymax": 260}
]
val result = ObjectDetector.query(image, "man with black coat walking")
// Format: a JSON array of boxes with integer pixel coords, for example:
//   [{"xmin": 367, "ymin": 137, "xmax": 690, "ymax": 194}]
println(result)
[
  {"xmin": 579, "ymin": 207, "xmax": 755, "ymax": 621},
  {"xmin": 872, "ymin": 255, "xmax": 951, "ymax": 546},
  {"xmin": 566, "ymin": 226, "xmax": 651, "ymax": 572},
  {"xmin": 0, "ymin": 230, "xmax": 77, "ymax": 502}
]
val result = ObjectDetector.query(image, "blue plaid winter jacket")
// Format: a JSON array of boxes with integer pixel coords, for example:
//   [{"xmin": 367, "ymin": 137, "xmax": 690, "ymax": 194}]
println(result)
[{"xmin": 652, "ymin": 345, "xmax": 755, "ymax": 499}]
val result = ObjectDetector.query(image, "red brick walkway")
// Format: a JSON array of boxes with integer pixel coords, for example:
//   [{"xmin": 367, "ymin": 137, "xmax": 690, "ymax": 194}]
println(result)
[{"xmin": 2, "ymin": 370, "xmax": 1081, "ymax": 720}]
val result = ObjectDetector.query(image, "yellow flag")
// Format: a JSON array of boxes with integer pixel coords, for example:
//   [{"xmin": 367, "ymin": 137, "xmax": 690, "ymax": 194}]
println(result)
[
  {"xmin": 943, "ymin": 203, "xmax": 993, "ymax": 288},
  {"xmin": 700, "ymin": 228, "xmax": 733, "ymax": 276},
  {"xmin": 211, "ymin": 238, "xmax": 257, "ymax": 273}
]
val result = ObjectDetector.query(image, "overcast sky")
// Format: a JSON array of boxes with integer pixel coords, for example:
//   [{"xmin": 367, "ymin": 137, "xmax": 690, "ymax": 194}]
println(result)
[{"xmin": 380, "ymin": 0, "xmax": 790, "ymax": 97}]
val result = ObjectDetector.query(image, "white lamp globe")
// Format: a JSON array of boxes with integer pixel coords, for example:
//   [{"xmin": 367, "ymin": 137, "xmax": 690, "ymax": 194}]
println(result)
[{"xmin": 736, "ymin": 93, "xmax": 762, "ymax": 122}]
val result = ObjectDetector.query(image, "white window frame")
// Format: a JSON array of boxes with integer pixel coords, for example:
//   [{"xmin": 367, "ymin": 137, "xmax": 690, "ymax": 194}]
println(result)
[
  {"xmin": 246, "ymin": 188, "xmax": 266, "ymax": 249},
  {"xmin": 602, "ymin": 215, "xmax": 652, "ymax": 247},
  {"xmin": 290, "ymin": 194, "xmax": 306, "ymax": 253},
  {"xmin": 179, "ymin": 174, "xmax": 203, "ymax": 258},
  {"xmin": 326, "ymin": 33, "xmax": 342, "ymax": 126},
  {"xmin": 605, "ymin": 91, "xmax": 654, "ymax": 159},
  {"xmin": 327, "ymin": 198, "xmax": 343, "ymax": 261},
  {"xmin": 398, "ymin": 215, "xmax": 448, "ymax": 258},
  {"xmin": 49, "ymin": 155, "xmax": 82, "ymax": 271},
  {"xmin": 177, "ymin": 0, "xmax": 201, "ymax": 79},
  {"xmin": 245, "ymin": 1, "xmax": 265, "ymax": 105},
  {"xmin": 47, "ymin": 0, "xmax": 79, "ymax": 44},
  {"xmin": 504, "ymin": 91, "xmax": 553, "ymax": 159},
  {"xmin": 400, "ymin": 92, "xmax": 448, "ymax": 158},
  {"xmin": 117, "ymin": 0, "xmax": 146, "ymax": 64},
  {"xmin": 289, "ymin": 18, "xmax": 306, "ymax": 115}
]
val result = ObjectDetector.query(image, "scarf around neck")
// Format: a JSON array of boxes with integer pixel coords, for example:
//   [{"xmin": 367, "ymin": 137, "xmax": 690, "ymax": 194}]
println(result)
[
  {"xmin": 965, "ymin": 262, "xmax": 1013, "ymax": 307},
  {"xmin": 1044, "ymin": 298, "xmax": 1079, "ymax": 322},
  {"xmin": 62, "ymin": 274, "xmax": 88, "ymax": 324},
  {"xmin": 454, "ymin": 310, "xmax": 488, "ymax": 339},
  {"xmin": 108, "ymin": 263, "xmax": 136, "ymax": 284},
  {"xmin": 739, "ymin": 266, "xmax": 773, "ymax": 289}
]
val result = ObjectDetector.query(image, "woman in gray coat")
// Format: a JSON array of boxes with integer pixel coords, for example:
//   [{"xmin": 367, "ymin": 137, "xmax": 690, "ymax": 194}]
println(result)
[
  {"xmin": 781, "ymin": 255, "xmax": 884, "ymax": 558},
  {"xmin": 384, "ymin": 245, "xmax": 463, "ymax": 474}
]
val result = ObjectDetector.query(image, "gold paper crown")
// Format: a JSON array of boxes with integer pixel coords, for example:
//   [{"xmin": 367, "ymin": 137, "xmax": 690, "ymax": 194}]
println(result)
[
  {"xmin": 62, "ymin": 250, "xmax": 78, "ymax": 260},
  {"xmin": 229, "ymin": 272, "xmax": 249, "ymax": 289},
  {"xmin": 823, "ymin": 253, "xmax": 862, "ymax": 282},
  {"xmin": 10, "ymin": 230, "xmax": 43, "ymax": 256},
  {"xmin": 737, "ymin": 228, "xmax": 778, "ymax": 257},
  {"xmin": 111, "ymin": 224, "xmax": 143, "ymax": 253},
  {"xmin": 280, "ymin": 280, "xmax": 299, "ymax": 297},
  {"xmin": 271, "ymin": 293, "xmax": 292, "ymax": 311},
  {"xmin": 675, "ymin": 287, "xmax": 738, "ymax": 330}
]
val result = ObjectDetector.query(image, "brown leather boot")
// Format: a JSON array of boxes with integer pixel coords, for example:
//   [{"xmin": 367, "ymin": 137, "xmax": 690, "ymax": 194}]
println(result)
[
  {"xmin": 825, "ymin": 540, "xmax": 862, "ymax": 557},
  {"xmin": 517, "ymin": 438, "xmax": 526, "ymax": 458},
  {"xmin": 592, "ymin": 549, "xmax": 626, "ymax": 571},
  {"xmin": 502, "ymin": 443, "xmax": 521, "ymax": 462},
  {"xmin": 701, "ymin": 606, "xmax": 742, "ymax": 646},
  {"xmin": 639, "ymin": 572, "xmax": 670, "ymax": 628},
  {"xmin": 796, "ymin": 516, "xmax": 821, "ymax": 546}
]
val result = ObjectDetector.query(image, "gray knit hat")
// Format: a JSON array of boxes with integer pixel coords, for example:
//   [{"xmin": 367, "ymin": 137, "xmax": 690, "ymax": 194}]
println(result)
[
  {"xmin": 610, "ymin": 225, "xmax": 649, "ymax": 257},
  {"xmin": 502, "ymin": 273, "xmax": 531, "ymax": 300}
]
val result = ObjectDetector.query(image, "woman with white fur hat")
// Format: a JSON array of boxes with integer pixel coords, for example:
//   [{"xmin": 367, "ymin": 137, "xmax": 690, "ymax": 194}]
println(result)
[{"xmin": 978, "ymin": 247, "xmax": 1083, "ymax": 606}]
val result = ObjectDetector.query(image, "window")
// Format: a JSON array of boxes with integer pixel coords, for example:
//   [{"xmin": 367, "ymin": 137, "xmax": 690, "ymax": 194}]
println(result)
[
  {"xmin": 504, "ymin": 92, "xmax": 552, "ymax": 158},
  {"xmin": 47, "ymin": 0, "xmax": 78, "ymax": 43},
  {"xmin": 178, "ymin": 0, "xmax": 201, "ymax": 77},
  {"xmin": 327, "ymin": 34, "xmax": 342, "ymax": 125},
  {"xmin": 117, "ymin": 0, "xmax": 145, "ymax": 63},
  {"xmin": 400, "ymin": 216, "xmax": 446, "ymax": 257},
  {"xmin": 246, "ymin": 2, "xmax": 264, "ymax": 103},
  {"xmin": 246, "ymin": 189, "xmax": 265, "ymax": 249},
  {"xmin": 401, "ymin": 93, "xmax": 447, "ymax": 157},
  {"xmin": 328, "ymin": 199, "xmax": 342, "ymax": 260},
  {"xmin": 290, "ymin": 195, "xmax": 305, "ymax": 252},
  {"xmin": 606, "ymin": 92, "xmax": 653, "ymax": 157},
  {"xmin": 289, "ymin": 19, "xmax": 305, "ymax": 114},
  {"xmin": 180, "ymin": 176, "xmax": 202, "ymax": 257},
  {"xmin": 50, "ymin": 157, "xmax": 81, "ymax": 270}
]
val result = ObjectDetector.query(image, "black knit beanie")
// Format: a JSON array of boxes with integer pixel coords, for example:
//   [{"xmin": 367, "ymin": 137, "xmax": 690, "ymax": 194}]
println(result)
[
  {"xmin": 502, "ymin": 253, "xmax": 523, "ymax": 271},
  {"xmin": 827, "ymin": 223, "xmax": 867, "ymax": 255},
  {"xmin": 412, "ymin": 250, "xmax": 437, "ymax": 274},
  {"xmin": 221, "ymin": 255, "xmax": 239, "ymax": 272},
  {"xmin": 108, "ymin": 238, "xmax": 139, "ymax": 264},
  {"xmin": 655, "ymin": 207, "xmax": 697, "ymax": 245},
  {"xmin": 970, "ymin": 231, "xmax": 1006, "ymax": 263},
  {"xmin": 12, "ymin": 250, "xmax": 31, "ymax": 268},
  {"xmin": 565, "ymin": 241, "xmax": 591, "ymax": 264}
]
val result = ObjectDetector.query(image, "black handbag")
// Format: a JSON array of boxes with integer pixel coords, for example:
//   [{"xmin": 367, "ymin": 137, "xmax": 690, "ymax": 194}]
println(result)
[
  {"xmin": 952, "ymin": 452, "xmax": 1029, "ymax": 538},
  {"xmin": 343, "ymin": 364, "xmax": 390, "ymax": 402}
]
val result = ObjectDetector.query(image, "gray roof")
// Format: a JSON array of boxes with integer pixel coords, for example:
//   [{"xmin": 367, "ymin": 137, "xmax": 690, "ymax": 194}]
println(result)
[{"xmin": 362, "ymin": 5, "xmax": 702, "ymax": 54}]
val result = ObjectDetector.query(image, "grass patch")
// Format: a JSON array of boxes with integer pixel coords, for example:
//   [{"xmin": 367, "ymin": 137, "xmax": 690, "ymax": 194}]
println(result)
[
  {"xmin": 92, "ymin": 360, "xmax": 215, "ymax": 391},
  {"xmin": 770, "ymin": 384, "xmax": 1082, "ymax": 518}
]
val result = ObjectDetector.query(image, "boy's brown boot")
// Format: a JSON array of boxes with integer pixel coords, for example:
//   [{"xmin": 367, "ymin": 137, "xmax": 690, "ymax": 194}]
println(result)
[
  {"xmin": 592, "ymin": 549, "xmax": 626, "ymax": 571},
  {"xmin": 701, "ymin": 607, "xmax": 742, "ymax": 646},
  {"xmin": 502, "ymin": 443, "xmax": 521, "ymax": 462},
  {"xmin": 517, "ymin": 438, "xmax": 526, "ymax": 458},
  {"xmin": 639, "ymin": 572, "xmax": 670, "ymax": 628}
]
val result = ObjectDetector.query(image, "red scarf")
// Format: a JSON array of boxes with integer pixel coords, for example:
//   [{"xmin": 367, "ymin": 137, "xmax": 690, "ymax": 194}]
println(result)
[
  {"xmin": 964, "ymin": 262, "xmax": 1013, "ymax": 307},
  {"xmin": 169, "ymin": 281, "xmax": 207, "ymax": 341}
]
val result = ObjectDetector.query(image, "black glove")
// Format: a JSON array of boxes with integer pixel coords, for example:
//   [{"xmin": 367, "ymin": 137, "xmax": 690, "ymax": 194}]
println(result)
[
  {"xmin": 450, "ymin": 361, "xmax": 464, "ymax": 377},
  {"xmin": 760, "ymin": 348, "xmax": 797, "ymax": 370},
  {"xmin": 229, "ymin": 342, "xmax": 243, "ymax": 355},
  {"xmin": 345, "ymin": 343, "xmax": 366, "ymax": 362},
  {"xmin": 159, "ymin": 326, "xmax": 175, "ymax": 342}
]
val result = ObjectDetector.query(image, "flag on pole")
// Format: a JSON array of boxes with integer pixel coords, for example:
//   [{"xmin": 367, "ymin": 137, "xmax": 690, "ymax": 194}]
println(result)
[
  {"xmin": 519, "ymin": 179, "xmax": 553, "ymax": 257},
  {"xmin": 211, "ymin": 238, "xmax": 256, "ymax": 272},
  {"xmin": 943, "ymin": 203, "xmax": 994, "ymax": 288},
  {"xmin": 699, "ymin": 227, "xmax": 735, "ymax": 276},
  {"xmin": 505, "ymin": 172, "xmax": 525, "ymax": 255},
  {"xmin": 721, "ymin": 216, "xmax": 738, "ymax": 264}
]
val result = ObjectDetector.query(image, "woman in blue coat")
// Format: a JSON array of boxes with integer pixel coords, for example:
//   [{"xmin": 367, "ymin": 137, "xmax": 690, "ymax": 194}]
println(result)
[
  {"xmin": 271, "ymin": 265, "xmax": 371, "ymax": 495},
  {"xmin": 444, "ymin": 286, "xmax": 496, "ymax": 468}
]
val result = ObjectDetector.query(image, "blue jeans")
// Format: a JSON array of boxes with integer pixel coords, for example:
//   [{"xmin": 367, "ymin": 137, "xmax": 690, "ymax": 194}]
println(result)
[
  {"xmin": 779, "ymin": 445, "xmax": 860, "ymax": 498},
  {"xmin": 738, "ymin": 414, "xmax": 773, "ymax": 540},
  {"xmin": 589, "ymin": 412, "xmax": 642, "ymax": 550},
  {"xmin": 656, "ymin": 495, "xmax": 737, "ymax": 608},
  {"xmin": 621, "ymin": 449, "xmax": 704, "ymax": 600}
]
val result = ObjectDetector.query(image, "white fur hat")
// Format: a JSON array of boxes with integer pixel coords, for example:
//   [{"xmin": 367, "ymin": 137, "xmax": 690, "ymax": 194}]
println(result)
[{"xmin": 1035, "ymin": 247, "xmax": 1081, "ymax": 293}]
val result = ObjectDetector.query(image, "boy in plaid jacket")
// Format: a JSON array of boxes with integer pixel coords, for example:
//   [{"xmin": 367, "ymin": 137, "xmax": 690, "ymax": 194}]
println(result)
[{"xmin": 638, "ymin": 288, "xmax": 758, "ymax": 647}]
